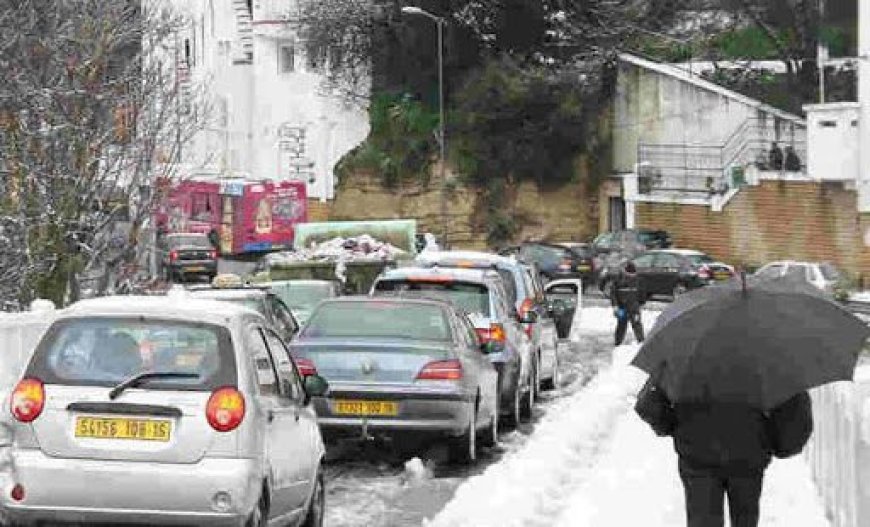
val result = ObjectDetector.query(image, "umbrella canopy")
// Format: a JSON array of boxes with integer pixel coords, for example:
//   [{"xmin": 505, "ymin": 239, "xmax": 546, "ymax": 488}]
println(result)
[{"xmin": 631, "ymin": 274, "xmax": 870, "ymax": 410}]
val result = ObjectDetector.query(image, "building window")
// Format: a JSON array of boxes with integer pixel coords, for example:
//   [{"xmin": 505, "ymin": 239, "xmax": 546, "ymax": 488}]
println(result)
[
  {"xmin": 852, "ymin": 120, "xmax": 859, "ymax": 127},
  {"xmin": 279, "ymin": 44, "xmax": 295, "ymax": 73},
  {"xmin": 819, "ymin": 120, "xmax": 837, "ymax": 128},
  {"xmin": 307, "ymin": 44, "xmax": 323, "ymax": 71}
]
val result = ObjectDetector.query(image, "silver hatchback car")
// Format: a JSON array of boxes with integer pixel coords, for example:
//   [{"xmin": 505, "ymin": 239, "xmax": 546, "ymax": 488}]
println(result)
[{"xmin": 1, "ymin": 295, "xmax": 329, "ymax": 527}]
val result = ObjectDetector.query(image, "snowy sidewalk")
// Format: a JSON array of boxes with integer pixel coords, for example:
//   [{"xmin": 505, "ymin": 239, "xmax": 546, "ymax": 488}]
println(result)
[{"xmin": 427, "ymin": 308, "xmax": 830, "ymax": 527}]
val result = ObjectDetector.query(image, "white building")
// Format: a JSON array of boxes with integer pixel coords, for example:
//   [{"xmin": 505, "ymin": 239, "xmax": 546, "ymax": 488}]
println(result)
[{"xmin": 172, "ymin": 0, "xmax": 369, "ymax": 201}]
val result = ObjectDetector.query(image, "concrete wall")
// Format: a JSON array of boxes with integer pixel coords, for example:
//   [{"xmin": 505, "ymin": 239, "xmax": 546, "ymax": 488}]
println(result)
[
  {"xmin": 328, "ymin": 170, "xmax": 600, "ymax": 249},
  {"xmin": 614, "ymin": 55, "xmax": 805, "ymax": 175},
  {"xmin": 805, "ymin": 103, "xmax": 860, "ymax": 182},
  {"xmin": 633, "ymin": 179, "xmax": 870, "ymax": 279}
]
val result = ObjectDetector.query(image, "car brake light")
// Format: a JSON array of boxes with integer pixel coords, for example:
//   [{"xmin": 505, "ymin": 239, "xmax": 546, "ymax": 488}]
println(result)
[
  {"xmin": 476, "ymin": 323, "xmax": 506, "ymax": 344},
  {"xmin": 416, "ymin": 359, "xmax": 463, "ymax": 380},
  {"xmin": 206, "ymin": 387, "xmax": 245, "ymax": 432},
  {"xmin": 296, "ymin": 357, "xmax": 318, "ymax": 377},
  {"xmin": 558, "ymin": 259, "xmax": 572, "ymax": 271},
  {"xmin": 209, "ymin": 249, "xmax": 218, "ymax": 259},
  {"xmin": 169, "ymin": 250, "xmax": 179, "ymax": 261},
  {"xmin": 519, "ymin": 298, "xmax": 534, "ymax": 319},
  {"xmin": 11, "ymin": 378, "xmax": 45, "ymax": 423},
  {"xmin": 698, "ymin": 265, "xmax": 712, "ymax": 279}
]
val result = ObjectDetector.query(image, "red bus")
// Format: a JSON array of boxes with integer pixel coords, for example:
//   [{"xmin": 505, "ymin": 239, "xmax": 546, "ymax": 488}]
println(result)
[{"xmin": 155, "ymin": 178, "xmax": 308, "ymax": 255}]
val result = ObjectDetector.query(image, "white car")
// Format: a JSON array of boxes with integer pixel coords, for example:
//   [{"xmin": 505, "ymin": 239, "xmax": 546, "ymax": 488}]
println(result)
[
  {"xmin": 754, "ymin": 261, "xmax": 843, "ymax": 293},
  {"xmin": 2, "ymin": 295, "xmax": 328, "ymax": 526}
]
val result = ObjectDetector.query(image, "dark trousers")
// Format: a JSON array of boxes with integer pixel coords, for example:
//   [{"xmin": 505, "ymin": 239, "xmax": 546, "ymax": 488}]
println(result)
[
  {"xmin": 615, "ymin": 310, "xmax": 644, "ymax": 345},
  {"xmin": 678, "ymin": 460, "xmax": 765, "ymax": 527}
]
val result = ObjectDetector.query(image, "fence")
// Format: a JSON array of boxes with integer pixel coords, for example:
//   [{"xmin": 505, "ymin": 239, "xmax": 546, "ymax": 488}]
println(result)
[
  {"xmin": 804, "ymin": 365, "xmax": 870, "ymax": 527},
  {"xmin": 637, "ymin": 117, "xmax": 807, "ymax": 195}
]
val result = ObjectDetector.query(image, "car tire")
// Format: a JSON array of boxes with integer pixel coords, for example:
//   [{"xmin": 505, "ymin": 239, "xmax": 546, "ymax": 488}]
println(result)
[
  {"xmin": 449, "ymin": 407, "xmax": 477, "ymax": 464},
  {"xmin": 479, "ymin": 396, "xmax": 498, "ymax": 448},
  {"xmin": 542, "ymin": 346, "xmax": 560, "ymax": 391},
  {"xmin": 672, "ymin": 283, "xmax": 688, "ymax": 299},
  {"xmin": 504, "ymin": 376, "xmax": 522, "ymax": 430},
  {"xmin": 301, "ymin": 468, "xmax": 325, "ymax": 527},
  {"xmin": 246, "ymin": 485, "xmax": 269, "ymax": 527},
  {"xmin": 521, "ymin": 364, "xmax": 536, "ymax": 420}
]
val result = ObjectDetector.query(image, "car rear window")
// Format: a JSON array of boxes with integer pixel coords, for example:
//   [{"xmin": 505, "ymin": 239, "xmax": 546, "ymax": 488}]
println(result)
[
  {"xmin": 273, "ymin": 282, "xmax": 336, "ymax": 311},
  {"xmin": 190, "ymin": 293, "xmax": 266, "ymax": 316},
  {"xmin": 684, "ymin": 254, "xmax": 715, "ymax": 265},
  {"xmin": 27, "ymin": 318, "xmax": 236, "ymax": 389},
  {"xmin": 373, "ymin": 279, "xmax": 491, "ymax": 317},
  {"xmin": 302, "ymin": 302, "xmax": 451, "ymax": 341},
  {"xmin": 169, "ymin": 235, "xmax": 212, "ymax": 248}
]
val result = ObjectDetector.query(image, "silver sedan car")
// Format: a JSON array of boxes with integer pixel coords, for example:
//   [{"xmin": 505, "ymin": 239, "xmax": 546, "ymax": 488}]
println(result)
[
  {"xmin": 1, "ymin": 295, "xmax": 329, "ymax": 526},
  {"xmin": 289, "ymin": 297, "xmax": 499, "ymax": 463}
]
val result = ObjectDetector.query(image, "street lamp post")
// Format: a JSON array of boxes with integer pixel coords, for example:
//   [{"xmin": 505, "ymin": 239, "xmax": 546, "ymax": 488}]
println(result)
[{"xmin": 401, "ymin": 6, "xmax": 447, "ymax": 246}]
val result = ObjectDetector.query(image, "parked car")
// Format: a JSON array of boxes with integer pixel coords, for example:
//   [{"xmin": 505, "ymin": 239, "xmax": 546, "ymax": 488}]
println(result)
[
  {"xmin": 1, "ymin": 295, "xmax": 329, "ymax": 526},
  {"xmin": 415, "ymin": 250, "xmax": 560, "ymax": 393},
  {"xmin": 157, "ymin": 232, "xmax": 218, "ymax": 283},
  {"xmin": 753, "ymin": 261, "xmax": 845, "ymax": 293},
  {"xmin": 590, "ymin": 229, "xmax": 673, "ymax": 263},
  {"xmin": 187, "ymin": 275, "xmax": 301, "ymax": 343},
  {"xmin": 514, "ymin": 242, "xmax": 594, "ymax": 288},
  {"xmin": 288, "ymin": 296, "xmax": 499, "ymax": 463},
  {"xmin": 264, "ymin": 279, "xmax": 342, "ymax": 327},
  {"xmin": 598, "ymin": 249, "xmax": 735, "ymax": 300},
  {"xmin": 370, "ymin": 266, "xmax": 532, "ymax": 427}
]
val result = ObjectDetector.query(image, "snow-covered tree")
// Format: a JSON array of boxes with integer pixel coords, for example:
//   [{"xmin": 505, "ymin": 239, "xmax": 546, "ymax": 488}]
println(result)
[{"xmin": 0, "ymin": 0, "xmax": 206, "ymax": 306}]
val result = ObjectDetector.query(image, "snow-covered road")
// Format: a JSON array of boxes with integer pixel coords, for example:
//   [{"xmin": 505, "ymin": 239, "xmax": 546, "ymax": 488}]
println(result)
[{"xmin": 426, "ymin": 308, "xmax": 830, "ymax": 527}]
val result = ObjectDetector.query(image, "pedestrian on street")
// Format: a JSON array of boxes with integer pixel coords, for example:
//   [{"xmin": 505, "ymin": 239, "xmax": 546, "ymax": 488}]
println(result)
[
  {"xmin": 610, "ymin": 260, "xmax": 645, "ymax": 345},
  {"xmin": 635, "ymin": 381, "xmax": 813, "ymax": 527},
  {"xmin": 768, "ymin": 142, "xmax": 783, "ymax": 170}
]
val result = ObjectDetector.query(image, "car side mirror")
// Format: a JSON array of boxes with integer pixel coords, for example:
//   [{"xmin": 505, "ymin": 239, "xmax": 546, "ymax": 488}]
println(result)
[
  {"xmin": 480, "ymin": 341, "xmax": 504, "ymax": 354},
  {"xmin": 303, "ymin": 374, "xmax": 329, "ymax": 403}
]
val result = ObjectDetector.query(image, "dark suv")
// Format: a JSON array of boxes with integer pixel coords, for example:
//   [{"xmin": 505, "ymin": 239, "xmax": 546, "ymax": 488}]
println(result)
[{"xmin": 158, "ymin": 233, "xmax": 218, "ymax": 283}]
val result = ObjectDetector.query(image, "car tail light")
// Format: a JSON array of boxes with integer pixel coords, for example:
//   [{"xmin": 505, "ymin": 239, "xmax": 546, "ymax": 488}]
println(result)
[
  {"xmin": 169, "ymin": 250, "xmax": 179, "ymax": 262},
  {"xmin": 519, "ymin": 298, "xmax": 535, "ymax": 320},
  {"xmin": 208, "ymin": 249, "xmax": 218, "ymax": 259},
  {"xmin": 558, "ymin": 259, "xmax": 572, "ymax": 271},
  {"xmin": 11, "ymin": 378, "xmax": 45, "ymax": 423},
  {"xmin": 698, "ymin": 265, "xmax": 712, "ymax": 280},
  {"xmin": 10, "ymin": 484, "xmax": 24, "ymax": 502},
  {"xmin": 416, "ymin": 359, "xmax": 463, "ymax": 381},
  {"xmin": 296, "ymin": 358, "xmax": 318, "ymax": 376},
  {"xmin": 206, "ymin": 387, "xmax": 246, "ymax": 432},
  {"xmin": 476, "ymin": 323, "xmax": 506, "ymax": 344}
]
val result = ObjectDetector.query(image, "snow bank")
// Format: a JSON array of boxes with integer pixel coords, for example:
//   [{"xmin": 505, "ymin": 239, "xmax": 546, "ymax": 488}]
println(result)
[
  {"xmin": 265, "ymin": 235, "xmax": 406, "ymax": 265},
  {"xmin": 426, "ymin": 343, "xmax": 647, "ymax": 527}
]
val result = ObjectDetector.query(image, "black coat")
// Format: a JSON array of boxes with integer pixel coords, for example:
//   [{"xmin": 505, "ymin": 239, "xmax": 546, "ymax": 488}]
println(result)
[
  {"xmin": 611, "ymin": 271, "xmax": 645, "ymax": 313},
  {"xmin": 635, "ymin": 382, "xmax": 813, "ymax": 474}
]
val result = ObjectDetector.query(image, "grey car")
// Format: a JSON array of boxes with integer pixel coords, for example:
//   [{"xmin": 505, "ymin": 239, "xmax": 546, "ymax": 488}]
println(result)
[
  {"xmin": 371, "ymin": 266, "xmax": 533, "ymax": 428},
  {"xmin": 1, "ymin": 295, "xmax": 329, "ymax": 526},
  {"xmin": 415, "ymin": 251, "xmax": 560, "ymax": 394},
  {"xmin": 263, "ymin": 279, "xmax": 342, "ymax": 327},
  {"xmin": 289, "ymin": 297, "xmax": 499, "ymax": 463}
]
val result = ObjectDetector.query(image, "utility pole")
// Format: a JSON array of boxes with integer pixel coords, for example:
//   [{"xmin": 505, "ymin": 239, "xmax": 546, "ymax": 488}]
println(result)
[{"xmin": 859, "ymin": 0, "xmax": 870, "ymax": 211}]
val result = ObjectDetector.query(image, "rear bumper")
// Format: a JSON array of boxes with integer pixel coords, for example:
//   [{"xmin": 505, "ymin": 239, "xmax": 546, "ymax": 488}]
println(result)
[
  {"xmin": 313, "ymin": 386, "xmax": 475, "ymax": 437},
  {"xmin": 1, "ymin": 449, "xmax": 260, "ymax": 526},
  {"xmin": 169, "ymin": 261, "xmax": 217, "ymax": 274}
]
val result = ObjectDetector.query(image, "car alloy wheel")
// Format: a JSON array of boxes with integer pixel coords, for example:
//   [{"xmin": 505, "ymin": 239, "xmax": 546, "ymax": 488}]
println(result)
[{"xmin": 302, "ymin": 470, "xmax": 325, "ymax": 527}]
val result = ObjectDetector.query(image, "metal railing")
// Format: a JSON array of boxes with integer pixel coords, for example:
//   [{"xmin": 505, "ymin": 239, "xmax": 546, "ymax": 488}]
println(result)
[{"xmin": 637, "ymin": 117, "xmax": 807, "ymax": 196}]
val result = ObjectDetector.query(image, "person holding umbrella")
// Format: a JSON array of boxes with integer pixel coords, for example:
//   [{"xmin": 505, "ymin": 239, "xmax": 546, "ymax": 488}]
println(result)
[
  {"xmin": 611, "ymin": 260, "xmax": 645, "ymax": 345},
  {"xmin": 632, "ymin": 272, "xmax": 870, "ymax": 527}
]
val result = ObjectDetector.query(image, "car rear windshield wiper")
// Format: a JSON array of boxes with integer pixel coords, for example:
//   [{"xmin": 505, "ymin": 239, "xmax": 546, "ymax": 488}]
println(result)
[{"xmin": 108, "ymin": 371, "xmax": 200, "ymax": 400}]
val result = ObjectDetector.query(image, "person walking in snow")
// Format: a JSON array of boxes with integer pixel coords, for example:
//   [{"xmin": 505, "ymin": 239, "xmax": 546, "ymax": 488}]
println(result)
[
  {"xmin": 635, "ymin": 383, "xmax": 813, "ymax": 527},
  {"xmin": 610, "ymin": 260, "xmax": 645, "ymax": 345}
]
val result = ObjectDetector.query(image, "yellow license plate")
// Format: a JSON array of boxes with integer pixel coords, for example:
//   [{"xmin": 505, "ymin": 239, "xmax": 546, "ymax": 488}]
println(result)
[
  {"xmin": 578, "ymin": 265, "xmax": 591, "ymax": 272},
  {"xmin": 714, "ymin": 272, "xmax": 731, "ymax": 280},
  {"xmin": 75, "ymin": 417, "xmax": 171, "ymax": 442},
  {"xmin": 332, "ymin": 400, "xmax": 398, "ymax": 416},
  {"xmin": 185, "ymin": 266, "xmax": 206, "ymax": 272}
]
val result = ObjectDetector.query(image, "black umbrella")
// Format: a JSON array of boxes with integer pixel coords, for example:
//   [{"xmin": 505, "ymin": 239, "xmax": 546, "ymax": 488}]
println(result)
[{"xmin": 631, "ymin": 273, "xmax": 870, "ymax": 410}]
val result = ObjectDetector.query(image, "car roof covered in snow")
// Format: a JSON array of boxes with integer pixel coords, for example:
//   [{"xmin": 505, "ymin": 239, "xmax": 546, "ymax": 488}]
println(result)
[
  {"xmin": 60, "ymin": 294, "xmax": 260, "ymax": 325},
  {"xmin": 377, "ymin": 265, "xmax": 500, "ymax": 285},
  {"xmin": 646, "ymin": 248, "xmax": 705, "ymax": 256}
]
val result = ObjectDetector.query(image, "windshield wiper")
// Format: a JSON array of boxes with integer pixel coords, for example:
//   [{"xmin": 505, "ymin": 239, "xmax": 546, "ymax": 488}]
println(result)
[{"xmin": 108, "ymin": 372, "xmax": 200, "ymax": 400}]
